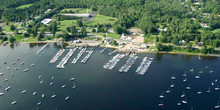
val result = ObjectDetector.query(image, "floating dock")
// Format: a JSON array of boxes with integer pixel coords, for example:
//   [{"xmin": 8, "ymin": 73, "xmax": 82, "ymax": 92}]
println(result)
[
  {"xmin": 72, "ymin": 48, "xmax": 86, "ymax": 64},
  {"xmin": 36, "ymin": 43, "xmax": 49, "ymax": 54},
  {"xmin": 119, "ymin": 56, "xmax": 138, "ymax": 72},
  {"xmin": 49, "ymin": 49, "xmax": 65, "ymax": 63},
  {"xmin": 57, "ymin": 48, "xmax": 77, "ymax": 68},
  {"xmin": 103, "ymin": 54, "xmax": 125, "ymax": 70},
  {"xmin": 100, "ymin": 47, "xmax": 107, "ymax": 53},
  {"xmin": 109, "ymin": 50, "xmax": 117, "ymax": 55},
  {"xmin": 81, "ymin": 50, "xmax": 94, "ymax": 64},
  {"xmin": 136, "ymin": 57, "xmax": 153, "ymax": 75}
]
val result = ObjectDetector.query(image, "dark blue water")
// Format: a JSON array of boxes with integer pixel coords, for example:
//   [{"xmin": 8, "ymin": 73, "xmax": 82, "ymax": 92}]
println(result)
[{"xmin": 0, "ymin": 43, "xmax": 219, "ymax": 110}]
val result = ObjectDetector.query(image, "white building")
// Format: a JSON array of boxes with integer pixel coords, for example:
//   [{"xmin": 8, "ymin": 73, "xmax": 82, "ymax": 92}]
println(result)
[
  {"xmin": 60, "ymin": 14, "xmax": 90, "ymax": 18},
  {"xmin": 41, "ymin": 19, "xmax": 53, "ymax": 26}
]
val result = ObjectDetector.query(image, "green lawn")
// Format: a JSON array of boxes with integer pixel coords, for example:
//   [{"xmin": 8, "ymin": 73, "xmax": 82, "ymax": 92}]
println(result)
[
  {"xmin": 144, "ymin": 35, "xmax": 156, "ymax": 43},
  {"xmin": 86, "ymin": 14, "xmax": 117, "ymax": 26},
  {"xmin": 16, "ymin": 4, "xmax": 33, "ymax": 9},
  {"xmin": 24, "ymin": 37, "xmax": 38, "ymax": 42},
  {"xmin": 57, "ymin": 20, "xmax": 76, "ymax": 32},
  {"xmin": 212, "ymin": 29, "xmax": 220, "ymax": 33},
  {"xmin": 108, "ymin": 33, "xmax": 120, "ymax": 39},
  {"xmin": 61, "ymin": 8, "xmax": 90, "ymax": 13},
  {"xmin": 2, "ymin": 25, "xmax": 13, "ymax": 32},
  {"xmin": 14, "ymin": 35, "xmax": 24, "ymax": 42}
]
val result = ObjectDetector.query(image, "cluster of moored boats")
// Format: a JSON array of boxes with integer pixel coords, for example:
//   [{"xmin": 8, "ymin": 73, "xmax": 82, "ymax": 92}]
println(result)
[
  {"xmin": 72, "ymin": 48, "xmax": 86, "ymax": 64},
  {"xmin": 56, "ymin": 48, "xmax": 76, "ymax": 68},
  {"xmin": 103, "ymin": 54, "xmax": 125, "ymax": 70},
  {"xmin": 81, "ymin": 50, "xmax": 94, "ymax": 64},
  {"xmin": 136, "ymin": 57, "xmax": 153, "ymax": 75},
  {"xmin": 158, "ymin": 67, "xmax": 220, "ymax": 109},
  {"xmin": 119, "ymin": 55, "xmax": 138, "ymax": 73},
  {"xmin": 49, "ymin": 49, "xmax": 65, "ymax": 63}
]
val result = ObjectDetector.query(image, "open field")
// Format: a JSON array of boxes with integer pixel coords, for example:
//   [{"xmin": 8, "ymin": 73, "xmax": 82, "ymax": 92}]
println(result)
[
  {"xmin": 2, "ymin": 25, "xmax": 13, "ymax": 32},
  {"xmin": 61, "ymin": 8, "xmax": 90, "ymax": 13},
  {"xmin": 57, "ymin": 20, "xmax": 76, "ymax": 32},
  {"xmin": 85, "ymin": 14, "xmax": 117, "ymax": 25},
  {"xmin": 16, "ymin": 4, "xmax": 33, "ymax": 9},
  {"xmin": 108, "ymin": 33, "xmax": 120, "ymax": 39},
  {"xmin": 212, "ymin": 29, "xmax": 220, "ymax": 33}
]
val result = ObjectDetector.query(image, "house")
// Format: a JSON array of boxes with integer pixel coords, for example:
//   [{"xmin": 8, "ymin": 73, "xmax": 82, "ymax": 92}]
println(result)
[
  {"xmin": 45, "ymin": 9, "xmax": 51, "ymax": 13},
  {"xmin": 73, "ymin": 40, "xmax": 81, "ymax": 43},
  {"xmin": 8, "ymin": 35, "xmax": 13, "ymax": 38},
  {"xmin": 158, "ymin": 28, "xmax": 167, "ymax": 32},
  {"xmin": 198, "ymin": 42, "xmax": 204, "ymax": 46},
  {"xmin": 104, "ymin": 38, "xmax": 113, "ymax": 44},
  {"xmin": 140, "ymin": 44, "xmax": 148, "ymax": 49},
  {"xmin": 191, "ymin": 18, "xmax": 197, "ymax": 21},
  {"xmin": 41, "ymin": 19, "xmax": 53, "ymax": 26},
  {"xmin": 200, "ymin": 23, "xmax": 210, "ymax": 28}
]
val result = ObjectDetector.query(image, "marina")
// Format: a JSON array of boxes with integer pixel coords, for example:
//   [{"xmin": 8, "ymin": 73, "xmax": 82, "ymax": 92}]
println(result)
[
  {"xmin": 119, "ymin": 55, "xmax": 138, "ymax": 72},
  {"xmin": 72, "ymin": 48, "xmax": 86, "ymax": 64},
  {"xmin": 108, "ymin": 50, "xmax": 117, "ymax": 55},
  {"xmin": 135, "ymin": 57, "xmax": 153, "ymax": 75},
  {"xmin": 81, "ymin": 50, "xmax": 94, "ymax": 64},
  {"xmin": 49, "ymin": 49, "xmax": 65, "ymax": 63},
  {"xmin": 36, "ymin": 43, "xmax": 49, "ymax": 54},
  {"xmin": 103, "ymin": 54, "xmax": 125, "ymax": 70},
  {"xmin": 57, "ymin": 48, "xmax": 77, "ymax": 68}
]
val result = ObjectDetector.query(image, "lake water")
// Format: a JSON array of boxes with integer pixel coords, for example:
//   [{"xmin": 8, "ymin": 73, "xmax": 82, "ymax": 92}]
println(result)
[{"xmin": 0, "ymin": 43, "xmax": 219, "ymax": 110}]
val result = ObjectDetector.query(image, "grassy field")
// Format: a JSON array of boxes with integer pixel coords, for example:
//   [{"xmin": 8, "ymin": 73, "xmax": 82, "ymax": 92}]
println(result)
[
  {"xmin": 14, "ymin": 35, "xmax": 24, "ymax": 42},
  {"xmin": 57, "ymin": 20, "xmax": 76, "ymax": 32},
  {"xmin": 24, "ymin": 37, "xmax": 38, "ymax": 42},
  {"xmin": 212, "ymin": 29, "xmax": 220, "ymax": 33},
  {"xmin": 144, "ymin": 35, "xmax": 156, "ymax": 43},
  {"xmin": 2, "ymin": 25, "xmax": 13, "ymax": 32},
  {"xmin": 86, "ymin": 14, "xmax": 117, "ymax": 25},
  {"xmin": 108, "ymin": 33, "xmax": 120, "ymax": 39},
  {"xmin": 16, "ymin": 4, "xmax": 33, "ymax": 9},
  {"xmin": 61, "ymin": 8, "xmax": 90, "ymax": 13}
]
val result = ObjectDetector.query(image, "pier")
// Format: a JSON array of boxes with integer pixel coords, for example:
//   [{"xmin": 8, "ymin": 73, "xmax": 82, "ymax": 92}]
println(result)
[
  {"xmin": 36, "ymin": 43, "xmax": 49, "ymax": 54},
  {"xmin": 81, "ymin": 50, "xmax": 94, "ymax": 64},
  {"xmin": 72, "ymin": 48, "xmax": 86, "ymax": 64},
  {"xmin": 103, "ymin": 54, "xmax": 125, "ymax": 70},
  {"xmin": 100, "ymin": 47, "xmax": 107, "ymax": 53},
  {"xmin": 136, "ymin": 57, "xmax": 153, "ymax": 75},
  {"xmin": 57, "ymin": 48, "xmax": 77, "ymax": 68},
  {"xmin": 109, "ymin": 50, "xmax": 117, "ymax": 56},
  {"xmin": 49, "ymin": 49, "xmax": 65, "ymax": 63},
  {"xmin": 119, "ymin": 55, "xmax": 138, "ymax": 72}
]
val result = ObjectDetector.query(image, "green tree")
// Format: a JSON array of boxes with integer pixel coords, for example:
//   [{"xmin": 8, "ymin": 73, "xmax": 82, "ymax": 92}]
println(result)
[{"xmin": 10, "ymin": 25, "xmax": 16, "ymax": 31}]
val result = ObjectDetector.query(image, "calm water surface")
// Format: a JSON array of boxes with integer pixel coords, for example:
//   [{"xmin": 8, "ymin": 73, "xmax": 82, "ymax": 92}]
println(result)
[{"xmin": 0, "ymin": 43, "xmax": 219, "ymax": 110}]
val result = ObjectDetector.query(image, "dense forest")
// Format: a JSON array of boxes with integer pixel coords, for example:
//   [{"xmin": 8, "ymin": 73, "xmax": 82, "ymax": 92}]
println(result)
[{"xmin": 0, "ymin": 0, "xmax": 219, "ymax": 54}]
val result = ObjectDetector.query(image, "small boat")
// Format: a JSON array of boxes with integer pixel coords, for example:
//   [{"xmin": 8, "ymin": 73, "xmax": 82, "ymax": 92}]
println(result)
[
  {"xmin": 195, "ymin": 74, "xmax": 200, "ymax": 79},
  {"xmin": 215, "ymin": 79, "xmax": 218, "ymax": 83},
  {"xmin": 0, "ymin": 92, "xmax": 5, "ymax": 96},
  {"xmin": 70, "ymin": 77, "xmax": 75, "ymax": 81},
  {"xmin": 21, "ymin": 62, "xmax": 24, "ymax": 65},
  {"xmin": 51, "ymin": 95, "xmax": 56, "ymax": 98},
  {"xmin": 182, "ymin": 71, "xmax": 187, "ymax": 77},
  {"xmin": 186, "ymin": 86, "xmax": 191, "ymax": 90},
  {"xmin": 4, "ymin": 78, "xmax": 8, "ymax": 82},
  {"xmin": 170, "ymin": 82, "xmax": 175, "ymax": 88},
  {"xmin": 50, "ymin": 82, "xmax": 53, "ymax": 86},
  {"xmin": 12, "ymin": 62, "xmax": 16, "ymax": 65},
  {"xmin": 24, "ymin": 69, "xmax": 28, "ymax": 72},
  {"xmin": 4, "ymin": 61, "xmax": 7, "ymax": 64},
  {"xmin": 65, "ymin": 96, "xmax": 70, "ymax": 101},
  {"xmin": 62, "ymin": 85, "xmax": 66, "ymax": 88},
  {"xmin": 0, "ymin": 72, "xmax": 4, "ymax": 76},
  {"xmin": 190, "ymin": 68, "xmax": 194, "ymax": 72},
  {"xmin": 182, "ymin": 98, "xmax": 187, "ymax": 104},
  {"xmin": 159, "ymin": 92, "xmax": 165, "ymax": 98},
  {"xmin": 15, "ymin": 67, "xmax": 20, "ymax": 70},
  {"xmin": 5, "ymin": 86, "xmax": 11, "ymax": 91},
  {"xmin": 31, "ymin": 64, "xmax": 35, "ymax": 67},
  {"xmin": 171, "ymin": 74, "xmax": 176, "ymax": 80},
  {"xmin": 177, "ymin": 101, "xmax": 181, "ymax": 106},
  {"xmin": 42, "ymin": 94, "xmax": 45, "ymax": 98},
  {"xmin": 38, "ymin": 75, "xmax": 42, "ymax": 79},
  {"xmin": 209, "ymin": 70, "xmax": 214, "ymax": 73},
  {"xmin": 199, "ymin": 69, "xmax": 203, "ymax": 73},
  {"xmin": 215, "ymin": 101, "xmax": 220, "ymax": 109},
  {"xmin": 166, "ymin": 88, "xmax": 171, "ymax": 93},
  {"xmin": 11, "ymin": 73, "xmax": 14, "ymax": 77},
  {"xmin": 40, "ymin": 81, "xmax": 43, "ymax": 84},
  {"xmin": 181, "ymin": 92, "xmax": 185, "ymax": 98},
  {"xmin": 205, "ymin": 66, "xmax": 208, "ymax": 68},
  {"xmin": 37, "ymin": 102, "xmax": 42, "ymax": 106},
  {"xmin": 72, "ymin": 82, "xmax": 76, "ymax": 89},
  {"xmin": 197, "ymin": 91, "xmax": 202, "ymax": 95},
  {"xmin": 20, "ymin": 90, "xmax": 27, "ymax": 94},
  {"xmin": 158, "ymin": 100, "xmax": 164, "ymax": 107},
  {"xmin": 51, "ymin": 76, "xmax": 54, "ymax": 80},
  {"xmin": 215, "ymin": 86, "xmax": 220, "ymax": 91},
  {"xmin": 198, "ymin": 55, "xmax": 201, "ymax": 60},
  {"xmin": 6, "ymin": 67, "xmax": 10, "ymax": 70},
  {"xmin": 11, "ymin": 101, "xmax": 17, "ymax": 105},
  {"xmin": 183, "ymin": 77, "xmax": 187, "ymax": 82},
  {"xmin": 33, "ymin": 92, "xmax": 37, "ymax": 96},
  {"xmin": 206, "ymin": 87, "xmax": 211, "ymax": 93},
  {"xmin": 212, "ymin": 82, "xmax": 215, "ymax": 86}
]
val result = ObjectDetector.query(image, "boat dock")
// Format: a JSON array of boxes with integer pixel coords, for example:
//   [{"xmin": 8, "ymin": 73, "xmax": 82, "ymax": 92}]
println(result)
[
  {"xmin": 136, "ymin": 57, "xmax": 153, "ymax": 75},
  {"xmin": 57, "ymin": 48, "xmax": 77, "ymax": 68},
  {"xmin": 103, "ymin": 54, "xmax": 125, "ymax": 70},
  {"xmin": 49, "ymin": 49, "xmax": 65, "ymax": 63},
  {"xmin": 36, "ymin": 43, "xmax": 49, "ymax": 54},
  {"xmin": 119, "ymin": 56, "xmax": 138, "ymax": 72},
  {"xmin": 81, "ymin": 50, "xmax": 94, "ymax": 64},
  {"xmin": 109, "ymin": 50, "xmax": 117, "ymax": 55},
  {"xmin": 72, "ymin": 48, "xmax": 86, "ymax": 64},
  {"xmin": 100, "ymin": 47, "xmax": 107, "ymax": 53}
]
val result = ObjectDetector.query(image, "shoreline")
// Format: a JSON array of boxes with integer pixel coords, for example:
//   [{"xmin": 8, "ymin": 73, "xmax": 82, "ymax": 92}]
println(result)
[{"xmin": 3, "ymin": 41, "xmax": 220, "ymax": 57}]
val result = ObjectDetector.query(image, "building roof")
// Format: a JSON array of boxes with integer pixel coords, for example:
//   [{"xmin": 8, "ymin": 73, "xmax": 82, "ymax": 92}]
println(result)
[
  {"xmin": 60, "ymin": 14, "xmax": 90, "ymax": 17},
  {"xmin": 41, "ymin": 19, "xmax": 53, "ymax": 25}
]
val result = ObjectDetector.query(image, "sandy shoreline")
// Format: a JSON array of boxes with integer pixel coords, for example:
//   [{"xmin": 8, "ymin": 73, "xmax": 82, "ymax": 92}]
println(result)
[{"xmin": 4, "ymin": 41, "xmax": 220, "ymax": 57}]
